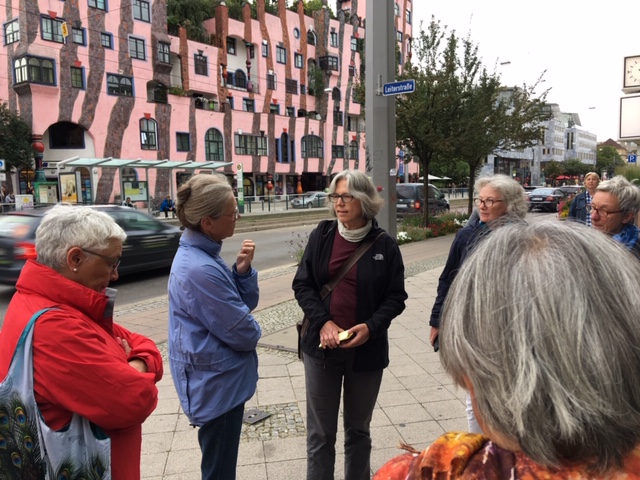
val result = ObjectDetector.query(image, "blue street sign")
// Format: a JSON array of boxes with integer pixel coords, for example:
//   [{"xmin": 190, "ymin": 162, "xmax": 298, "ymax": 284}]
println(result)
[
  {"xmin": 628, "ymin": 154, "xmax": 637, "ymax": 163},
  {"xmin": 383, "ymin": 79, "xmax": 415, "ymax": 96}
]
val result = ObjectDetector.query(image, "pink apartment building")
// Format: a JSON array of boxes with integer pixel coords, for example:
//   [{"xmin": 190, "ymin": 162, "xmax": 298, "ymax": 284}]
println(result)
[{"xmin": 1, "ymin": 0, "xmax": 414, "ymax": 203}]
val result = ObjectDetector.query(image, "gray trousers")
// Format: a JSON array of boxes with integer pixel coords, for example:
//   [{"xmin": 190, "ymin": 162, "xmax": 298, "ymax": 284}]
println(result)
[{"xmin": 304, "ymin": 349, "xmax": 383, "ymax": 480}]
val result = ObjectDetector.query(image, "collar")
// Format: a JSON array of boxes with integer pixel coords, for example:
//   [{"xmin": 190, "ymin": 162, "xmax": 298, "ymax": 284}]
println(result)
[
  {"xmin": 16, "ymin": 260, "xmax": 112, "ymax": 329},
  {"xmin": 181, "ymin": 227, "xmax": 222, "ymax": 257}
]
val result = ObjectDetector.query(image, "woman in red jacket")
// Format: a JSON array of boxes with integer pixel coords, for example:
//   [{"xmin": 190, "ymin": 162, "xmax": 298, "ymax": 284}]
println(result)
[{"xmin": 0, "ymin": 205, "xmax": 163, "ymax": 480}]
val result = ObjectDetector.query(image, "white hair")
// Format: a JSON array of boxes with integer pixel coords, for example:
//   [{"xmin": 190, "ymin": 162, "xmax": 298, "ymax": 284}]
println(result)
[
  {"xmin": 474, "ymin": 174, "xmax": 528, "ymax": 219},
  {"xmin": 36, "ymin": 205, "xmax": 126, "ymax": 270},
  {"xmin": 327, "ymin": 170, "xmax": 383, "ymax": 220},
  {"xmin": 440, "ymin": 221, "xmax": 640, "ymax": 472},
  {"xmin": 596, "ymin": 175, "xmax": 640, "ymax": 214}
]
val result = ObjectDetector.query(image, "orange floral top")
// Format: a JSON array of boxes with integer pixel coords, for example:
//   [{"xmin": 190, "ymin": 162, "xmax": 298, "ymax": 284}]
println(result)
[{"xmin": 376, "ymin": 432, "xmax": 640, "ymax": 479}]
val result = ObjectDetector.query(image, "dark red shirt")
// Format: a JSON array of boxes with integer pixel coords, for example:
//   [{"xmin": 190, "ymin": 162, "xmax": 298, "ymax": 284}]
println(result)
[{"xmin": 328, "ymin": 230, "xmax": 359, "ymax": 329}]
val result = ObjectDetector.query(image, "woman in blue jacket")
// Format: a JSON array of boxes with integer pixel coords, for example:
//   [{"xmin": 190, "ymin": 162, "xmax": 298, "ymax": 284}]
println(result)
[
  {"xmin": 168, "ymin": 174, "xmax": 261, "ymax": 480},
  {"xmin": 293, "ymin": 170, "xmax": 407, "ymax": 480},
  {"xmin": 568, "ymin": 172, "xmax": 599, "ymax": 225}
]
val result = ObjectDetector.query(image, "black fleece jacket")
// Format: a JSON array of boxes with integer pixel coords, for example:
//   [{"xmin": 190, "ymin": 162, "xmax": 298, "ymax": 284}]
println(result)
[{"xmin": 292, "ymin": 219, "xmax": 407, "ymax": 372}]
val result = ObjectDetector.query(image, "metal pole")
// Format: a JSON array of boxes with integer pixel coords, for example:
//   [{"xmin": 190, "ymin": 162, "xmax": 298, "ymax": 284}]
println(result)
[{"xmin": 365, "ymin": 0, "xmax": 396, "ymax": 237}]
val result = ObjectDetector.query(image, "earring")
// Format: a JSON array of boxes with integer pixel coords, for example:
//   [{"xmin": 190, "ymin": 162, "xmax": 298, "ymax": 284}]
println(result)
[{"xmin": 73, "ymin": 267, "xmax": 78, "ymax": 272}]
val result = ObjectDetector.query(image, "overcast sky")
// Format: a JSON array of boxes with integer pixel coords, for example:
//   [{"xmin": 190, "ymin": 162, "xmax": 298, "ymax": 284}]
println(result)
[{"xmin": 412, "ymin": 1, "xmax": 638, "ymax": 143}]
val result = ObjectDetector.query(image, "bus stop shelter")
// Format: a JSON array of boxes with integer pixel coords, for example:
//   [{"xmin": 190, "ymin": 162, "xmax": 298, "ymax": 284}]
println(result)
[{"xmin": 56, "ymin": 157, "xmax": 232, "ymax": 214}]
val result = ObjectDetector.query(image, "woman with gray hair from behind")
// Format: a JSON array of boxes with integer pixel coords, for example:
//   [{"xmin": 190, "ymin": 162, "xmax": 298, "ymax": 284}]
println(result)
[
  {"xmin": 590, "ymin": 174, "xmax": 640, "ymax": 258},
  {"xmin": 374, "ymin": 221, "xmax": 640, "ymax": 478},
  {"xmin": 429, "ymin": 174, "xmax": 527, "ymax": 433}
]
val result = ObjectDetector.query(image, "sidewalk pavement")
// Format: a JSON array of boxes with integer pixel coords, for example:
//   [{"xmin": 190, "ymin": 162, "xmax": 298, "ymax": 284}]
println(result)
[{"xmin": 114, "ymin": 240, "xmax": 467, "ymax": 480}]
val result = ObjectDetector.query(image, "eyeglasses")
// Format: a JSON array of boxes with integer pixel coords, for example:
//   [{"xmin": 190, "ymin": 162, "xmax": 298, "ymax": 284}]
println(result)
[
  {"xmin": 473, "ymin": 198, "xmax": 504, "ymax": 208},
  {"xmin": 586, "ymin": 204, "xmax": 623, "ymax": 218},
  {"xmin": 81, "ymin": 248, "xmax": 121, "ymax": 271},
  {"xmin": 328, "ymin": 194, "xmax": 355, "ymax": 203},
  {"xmin": 215, "ymin": 207, "xmax": 239, "ymax": 221}
]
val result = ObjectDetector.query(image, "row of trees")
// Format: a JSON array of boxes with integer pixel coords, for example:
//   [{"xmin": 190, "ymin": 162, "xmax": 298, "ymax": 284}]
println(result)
[
  {"xmin": 542, "ymin": 146, "xmax": 627, "ymax": 183},
  {"xmin": 394, "ymin": 18, "xmax": 551, "ymax": 223}
]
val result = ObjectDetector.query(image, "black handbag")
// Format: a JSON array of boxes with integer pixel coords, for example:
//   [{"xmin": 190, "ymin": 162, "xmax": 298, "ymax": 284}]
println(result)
[{"xmin": 296, "ymin": 232, "xmax": 384, "ymax": 359}]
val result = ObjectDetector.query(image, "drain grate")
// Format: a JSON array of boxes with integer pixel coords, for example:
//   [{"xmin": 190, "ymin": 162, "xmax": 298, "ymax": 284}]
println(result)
[
  {"xmin": 243, "ymin": 408, "xmax": 272, "ymax": 425},
  {"xmin": 240, "ymin": 402, "xmax": 306, "ymax": 442}
]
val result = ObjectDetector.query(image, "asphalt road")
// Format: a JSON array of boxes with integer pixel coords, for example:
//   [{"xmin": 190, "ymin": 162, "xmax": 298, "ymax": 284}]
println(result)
[{"xmin": 0, "ymin": 211, "xmax": 556, "ymax": 320}]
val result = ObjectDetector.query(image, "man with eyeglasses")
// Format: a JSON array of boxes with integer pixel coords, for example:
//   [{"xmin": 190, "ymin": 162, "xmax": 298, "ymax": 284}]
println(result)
[{"xmin": 589, "ymin": 175, "xmax": 640, "ymax": 258}]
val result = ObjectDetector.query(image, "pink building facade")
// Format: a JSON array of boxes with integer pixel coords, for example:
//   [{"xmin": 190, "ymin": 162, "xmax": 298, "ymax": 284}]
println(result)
[{"xmin": 1, "ymin": 0, "xmax": 414, "ymax": 202}]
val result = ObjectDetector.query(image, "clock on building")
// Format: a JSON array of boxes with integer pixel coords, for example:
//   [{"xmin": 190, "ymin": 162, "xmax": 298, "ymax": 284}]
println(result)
[{"xmin": 624, "ymin": 55, "xmax": 640, "ymax": 91}]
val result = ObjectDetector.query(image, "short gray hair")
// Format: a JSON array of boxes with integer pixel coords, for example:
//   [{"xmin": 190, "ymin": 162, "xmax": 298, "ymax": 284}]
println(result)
[
  {"xmin": 36, "ymin": 205, "xmax": 126, "ymax": 270},
  {"xmin": 474, "ymin": 174, "xmax": 528, "ymax": 219},
  {"xmin": 327, "ymin": 170, "xmax": 383, "ymax": 220},
  {"xmin": 595, "ymin": 175, "xmax": 640, "ymax": 214},
  {"xmin": 176, "ymin": 173, "xmax": 233, "ymax": 229},
  {"xmin": 440, "ymin": 221, "xmax": 640, "ymax": 471}
]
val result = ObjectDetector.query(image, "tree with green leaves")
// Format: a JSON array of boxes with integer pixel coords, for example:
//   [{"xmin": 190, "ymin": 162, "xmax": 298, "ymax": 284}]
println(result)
[
  {"xmin": 542, "ymin": 160, "xmax": 563, "ymax": 182},
  {"xmin": 0, "ymin": 101, "xmax": 33, "ymax": 192},
  {"xmin": 396, "ymin": 19, "xmax": 460, "ymax": 225},
  {"xmin": 396, "ymin": 18, "xmax": 550, "ymax": 223},
  {"xmin": 596, "ymin": 145, "xmax": 626, "ymax": 179},
  {"xmin": 562, "ymin": 158, "xmax": 591, "ymax": 178}
]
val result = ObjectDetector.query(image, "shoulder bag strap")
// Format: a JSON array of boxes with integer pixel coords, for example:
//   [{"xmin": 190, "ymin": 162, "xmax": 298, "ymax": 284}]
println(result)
[{"xmin": 319, "ymin": 231, "xmax": 385, "ymax": 300}]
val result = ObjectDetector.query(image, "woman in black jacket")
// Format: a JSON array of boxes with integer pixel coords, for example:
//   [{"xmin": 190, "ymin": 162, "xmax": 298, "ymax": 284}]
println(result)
[{"xmin": 293, "ymin": 170, "xmax": 407, "ymax": 480}]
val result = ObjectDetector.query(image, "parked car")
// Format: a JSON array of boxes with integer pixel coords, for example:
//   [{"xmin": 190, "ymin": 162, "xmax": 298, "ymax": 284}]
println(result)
[
  {"xmin": 396, "ymin": 183, "xmax": 450, "ymax": 216},
  {"xmin": 523, "ymin": 185, "xmax": 545, "ymax": 198},
  {"xmin": 290, "ymin": 191, "xmax": 327, "ymax": 209},
  {"xmin": 0, "ymin": 205, "xmax": 182, "ymax": 286},
  {"xmin": 527, "ymin": 188, "xmax": 566, "ymax": 212}
]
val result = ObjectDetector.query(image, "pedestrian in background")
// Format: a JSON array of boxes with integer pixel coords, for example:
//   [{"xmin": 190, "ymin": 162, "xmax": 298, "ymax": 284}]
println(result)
[
  {"xmin": 168, "ymin": 174, "xmax": 261, "ymax": 480},
  {"xmin": 568, "ymin": 171, "xmax": 599, "ymax": 225},
  {"xmin": 293, "ymin": 169, "xmax": 407, "ymax": 480},
  {"xmin": 160, "ymin": 195, "xmax": 176, "ymax": 218},
  {"xmin": 0, "ymin": 205, "xmax": 163, "ymax": 479},
  {"xmin": 430, "ymin": 174, "xmax": 527, "ymax": 433},
  {"xmin": 122, "ymin": 196, "xmax": 135, "ymax": 208},
  {"xmin": 589, "ymin": 175, "xmax": 640, "ymax": 257}
]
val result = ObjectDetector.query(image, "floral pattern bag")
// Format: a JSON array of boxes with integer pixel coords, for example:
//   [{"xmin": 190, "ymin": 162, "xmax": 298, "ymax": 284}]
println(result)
[{"xmin": 0, "ymin": 308, "xmax": 112, "ymax": 479}]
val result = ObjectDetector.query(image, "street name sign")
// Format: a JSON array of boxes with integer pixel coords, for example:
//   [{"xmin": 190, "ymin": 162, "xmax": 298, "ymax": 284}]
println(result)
[{"xmin": 383, "ymin": 79, "xmax": 415, "ymax": 96}]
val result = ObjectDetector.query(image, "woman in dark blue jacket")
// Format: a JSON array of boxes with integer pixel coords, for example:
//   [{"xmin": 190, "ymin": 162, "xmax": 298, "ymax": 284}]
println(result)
[
  {"xmin": 430, "ymin": 174, "xmax": 527, "ymax": 433},
  {"xmin": 293, "ymin": 170, "xmax": 407, "ymax": 480}
]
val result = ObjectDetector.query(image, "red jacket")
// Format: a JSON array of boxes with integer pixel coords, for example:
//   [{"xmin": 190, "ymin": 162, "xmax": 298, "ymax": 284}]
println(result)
[{"xmin": 0, "ymin": 260, "xmax": 163, "ymax": 480}]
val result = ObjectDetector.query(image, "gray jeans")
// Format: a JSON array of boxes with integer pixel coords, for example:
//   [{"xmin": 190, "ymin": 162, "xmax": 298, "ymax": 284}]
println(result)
[{"xmin": 304, "ymin": 349, "xmax": 383, "ymax": 480}]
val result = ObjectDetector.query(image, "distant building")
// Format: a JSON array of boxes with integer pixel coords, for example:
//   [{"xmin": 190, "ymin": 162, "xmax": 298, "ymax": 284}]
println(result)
[
  {"xmin": 0, "ymin": 0, "xmax": 414, "ymax": 202},
  {"xmin": 489, "ymin": 101, "xmax": 597, "ymax": 185}
]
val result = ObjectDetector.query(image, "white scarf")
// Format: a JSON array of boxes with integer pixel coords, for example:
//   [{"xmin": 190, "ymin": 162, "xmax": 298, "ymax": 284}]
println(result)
[{"xmin": 338, "ymin": 220, "xmax": 372, "ymax": 243}]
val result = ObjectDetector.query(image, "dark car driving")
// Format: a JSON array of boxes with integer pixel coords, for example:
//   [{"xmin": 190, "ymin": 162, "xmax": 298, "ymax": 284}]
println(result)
[
  {"xmin": 0, "ymin": 205, "xmax": 182, "ymax": 286},
  {"xmin": 396, "ymin": 183, "xmax": 450, "ymax": 216},
  {"xmin": 527, "ymin": 188, "xmax": 566, "ymax": 212}
]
